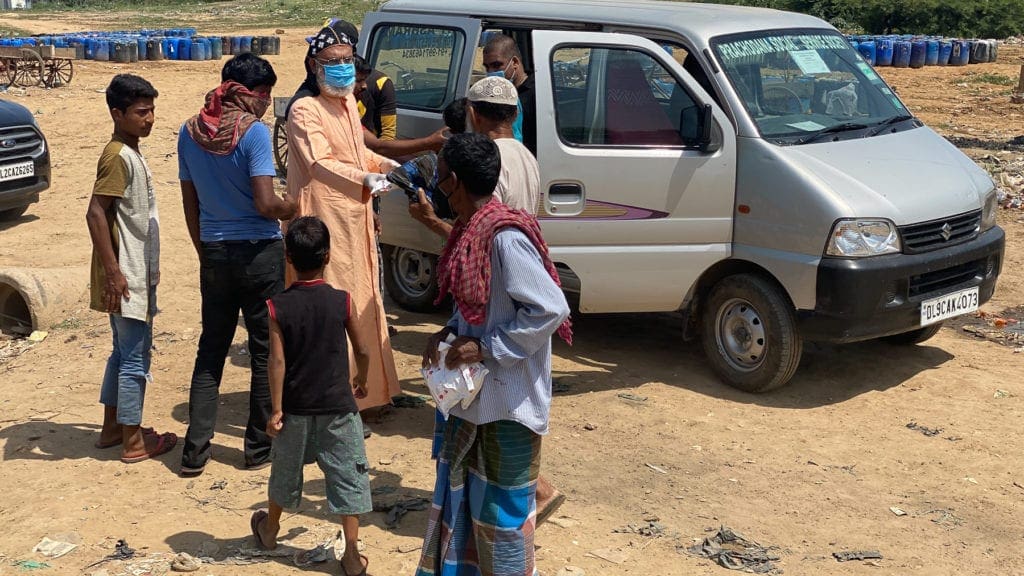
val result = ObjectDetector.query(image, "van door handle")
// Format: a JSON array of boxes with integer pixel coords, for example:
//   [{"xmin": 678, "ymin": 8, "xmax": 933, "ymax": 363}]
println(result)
[{"xmin": 549, "ymin": 183, "xmax": 583, "ymax": 204}]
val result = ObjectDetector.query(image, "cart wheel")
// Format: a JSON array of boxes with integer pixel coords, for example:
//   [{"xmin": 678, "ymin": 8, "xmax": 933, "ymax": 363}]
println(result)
[
  {"xmin": 14, "ymin": 49, "xmax": 44, "ymax": 87},
  {"xmin": 2, "ymin": 58, "xmax": 16, "ymax": 85},
  {"xmin": 48, "ymin": 58, "xmax": 73, "ymax": 87},
  {"xmin": 273, "ymin": 118, "xmax": 288, "ymax": 174}
]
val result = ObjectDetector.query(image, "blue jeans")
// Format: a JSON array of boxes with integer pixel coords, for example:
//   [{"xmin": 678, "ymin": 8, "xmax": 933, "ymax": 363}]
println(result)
[{"xmin": 99, "ymin": 310, "xmax": 154, "ymax": 426}]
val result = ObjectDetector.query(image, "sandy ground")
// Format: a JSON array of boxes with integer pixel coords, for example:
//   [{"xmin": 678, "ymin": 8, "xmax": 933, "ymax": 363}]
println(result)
[{"xmin": 0, "ymin": 15, "xmax": 1022, "ymax": 576}]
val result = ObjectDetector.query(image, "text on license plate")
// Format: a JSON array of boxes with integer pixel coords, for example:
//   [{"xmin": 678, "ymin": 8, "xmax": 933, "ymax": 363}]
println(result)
[
  {"xmin": 0, "ymin": 160, "xmax": 34, "ymax": 183},
  {"xmin": 920, "ymin": 287, "xmax": 979, "ymax": 326}
]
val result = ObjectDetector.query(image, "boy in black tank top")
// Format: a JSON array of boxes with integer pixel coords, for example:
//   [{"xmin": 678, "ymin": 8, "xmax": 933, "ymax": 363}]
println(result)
[{"xmin": 249, "ymin": 216, "xmax": 374, "ymax": 576}]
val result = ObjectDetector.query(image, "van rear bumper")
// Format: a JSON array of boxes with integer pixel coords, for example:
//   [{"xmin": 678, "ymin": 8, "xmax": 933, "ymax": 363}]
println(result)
[{"xmin": 798, "ymin": 226, "xmax": 1004, "ymax": 343}]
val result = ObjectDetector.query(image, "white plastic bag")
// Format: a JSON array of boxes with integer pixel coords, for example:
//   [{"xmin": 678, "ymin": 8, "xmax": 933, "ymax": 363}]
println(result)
[{"xmin": 421, "ymin": 335, "xmax": 488, "ymax": 419}]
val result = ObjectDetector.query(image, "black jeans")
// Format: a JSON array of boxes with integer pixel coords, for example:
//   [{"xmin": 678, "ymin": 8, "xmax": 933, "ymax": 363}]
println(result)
[{"xmin": 181, "ymin": 239, "xmax": 284, "ymax": 469}]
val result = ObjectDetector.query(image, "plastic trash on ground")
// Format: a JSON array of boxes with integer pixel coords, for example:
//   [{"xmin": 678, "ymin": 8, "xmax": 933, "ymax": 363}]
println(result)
[{"xmin": 421, "ymin": 335, "xmax": 488, "ymax": 419}]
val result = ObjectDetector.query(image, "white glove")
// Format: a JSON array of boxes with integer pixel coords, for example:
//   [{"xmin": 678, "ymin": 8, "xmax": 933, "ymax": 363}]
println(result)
[
  {"xmin": 363, "ymin": 172, "xmax": 390, "ymax": 197},
  {"xmin": 381, "ymin": 158, "xmax": 401, "ymax": 172}
]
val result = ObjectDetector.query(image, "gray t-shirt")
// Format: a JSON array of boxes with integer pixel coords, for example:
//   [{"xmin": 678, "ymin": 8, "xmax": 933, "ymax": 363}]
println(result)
[{"xmin": 494, "ymin": 138, "xmax": 540, "ymax": 214}]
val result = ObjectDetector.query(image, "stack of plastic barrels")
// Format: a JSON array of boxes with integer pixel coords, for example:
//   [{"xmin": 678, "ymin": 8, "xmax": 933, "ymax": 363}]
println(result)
[
  {"xmin": 847, "ymin": 35, "xmax": 999, "ymax": 68},
  {"xmin": 1, "ymin": 29, "xmax": 281, "ymax": 63}
]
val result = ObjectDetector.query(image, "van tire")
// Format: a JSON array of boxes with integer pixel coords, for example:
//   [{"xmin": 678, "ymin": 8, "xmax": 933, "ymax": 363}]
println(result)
[
  {"xmin": 701, "ymin": 274, "xmax": 802, "ymax": 393},
  {"xmin": 381, "ymin": 244, "xmax": 442, "ymax": 312},
  {"xmin": 882, "ymin": 323, "xmax": 942, "ymax": 345}
]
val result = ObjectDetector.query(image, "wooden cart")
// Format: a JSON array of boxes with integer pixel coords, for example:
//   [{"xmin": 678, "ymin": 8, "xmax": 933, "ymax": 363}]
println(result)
[
  {"xmin": 0, "ymin": 45, "xmax": 75, "ymax": 88},
  {"xmin": 272, "ymin": 96, "xmax": 289, "ymax": 174}
]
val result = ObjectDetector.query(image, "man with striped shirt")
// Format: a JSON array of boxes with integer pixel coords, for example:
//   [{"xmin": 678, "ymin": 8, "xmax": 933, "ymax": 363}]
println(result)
[{"xmin": 416, "ymin": 133, "xmax": 571, "ymax": 576}]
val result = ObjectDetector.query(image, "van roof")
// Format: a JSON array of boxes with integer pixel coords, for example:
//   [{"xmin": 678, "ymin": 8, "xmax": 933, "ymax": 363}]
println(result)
[{"xmin": 379, "ymin": 0, "xmax": 831, "ymax": 43}]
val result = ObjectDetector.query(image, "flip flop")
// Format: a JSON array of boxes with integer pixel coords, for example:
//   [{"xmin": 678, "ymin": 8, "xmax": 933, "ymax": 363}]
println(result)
[
  {"xmin": 536, "ymin": 490, "xmax": 567, "ymax": 526},
  {"xmin": 120, "ymin": 432, "xmax": 177, "ymax": 463},
  {"xmin": 95, "ymin": 427, "xmax": 156, "ymax": 449},
  {"xmin": 249, "ymin": 510, "xmax": 276, "ymax": 550},
  {"xmin": 340, "ymin": 554, "xmax": 369, "ymax": 576}
]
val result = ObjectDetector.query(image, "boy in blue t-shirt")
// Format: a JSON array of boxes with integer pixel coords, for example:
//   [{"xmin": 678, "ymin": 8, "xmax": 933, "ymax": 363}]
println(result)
[{"xmin": 249, "ymin": 216, "xmax": 372, "ymax": 576}]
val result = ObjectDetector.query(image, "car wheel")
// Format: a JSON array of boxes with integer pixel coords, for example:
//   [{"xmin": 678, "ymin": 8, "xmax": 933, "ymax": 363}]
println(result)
[
  {"xmin": 701, "ymin": 274, "xmax": 802, "ymax": 393},
  {"xmin": 882, "ymin": 323, "xmax": 942, "ymax": 345},
  {"xmin": 0, "ymin": 205, "xmax": 28, "ymax": 221},
  {"xmin": 381, "ymin": 244, "xmax": 442, "ymax": 312}
]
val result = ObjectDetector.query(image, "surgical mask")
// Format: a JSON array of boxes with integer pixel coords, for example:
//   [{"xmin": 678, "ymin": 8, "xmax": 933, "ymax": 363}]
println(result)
[
  {"xmin": 486, "ymin": 60, "xmax": 512, "ymax": 80},
  {"xmin": 322, "ymin": 62, "xmax": 356, "ymax": 89}
]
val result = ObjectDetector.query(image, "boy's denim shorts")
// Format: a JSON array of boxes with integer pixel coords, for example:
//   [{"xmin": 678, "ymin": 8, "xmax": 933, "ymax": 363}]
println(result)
[{"xmin": 268, "ymin": 412, "xmax": 372, "ymax": 515}]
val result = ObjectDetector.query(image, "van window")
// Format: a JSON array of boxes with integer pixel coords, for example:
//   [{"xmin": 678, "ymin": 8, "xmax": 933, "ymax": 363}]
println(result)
[
  {"xmin": 712, "ymin": 30, "xmax": 910, "ymax": 144},
  {"xmin": 551, "ymin": 46, "xmax": 702, "ymax": 147},
  {"xmin": 368, "ymin": 25, "xmax": 466, "ymax": 110}
]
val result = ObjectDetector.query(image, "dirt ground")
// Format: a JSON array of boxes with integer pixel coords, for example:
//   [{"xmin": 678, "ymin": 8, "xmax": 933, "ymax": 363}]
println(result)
[{"xmin": 0, "ymin": 13, "xmax": 1023, "ymax": 576}]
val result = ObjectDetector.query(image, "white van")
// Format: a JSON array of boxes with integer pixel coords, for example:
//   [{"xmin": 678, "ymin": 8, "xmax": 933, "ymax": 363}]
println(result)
[{"xmin": 361, "ymin": 0, "xmax": 1004, "ymax": 392}]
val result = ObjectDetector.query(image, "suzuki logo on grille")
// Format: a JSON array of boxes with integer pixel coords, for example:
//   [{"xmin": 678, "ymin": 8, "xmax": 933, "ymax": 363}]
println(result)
[
  {"xmin": 940, "ymin": 222, "xmax": 953, "ymax": 241},
  {"xmin": 0, "ymin": 139, "xmax": 16, "ymax": 149}
]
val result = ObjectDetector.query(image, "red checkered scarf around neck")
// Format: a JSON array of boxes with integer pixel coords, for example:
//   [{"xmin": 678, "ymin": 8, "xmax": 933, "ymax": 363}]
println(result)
[
  {"xmin": 184, "ymin": 81, "xmax": 270, "ymax": 155},
  {"xmin": 436, "ymin": 199, "xmax": 573, "ymax": 345}
]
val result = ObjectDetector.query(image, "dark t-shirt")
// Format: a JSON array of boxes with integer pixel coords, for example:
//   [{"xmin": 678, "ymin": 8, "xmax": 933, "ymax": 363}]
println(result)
[
  {"xmin": 517, "ymin": 74, "xmax": 537, "ymax": 156},
  {"xmin": 358, "ymin": 69, "xmax": 397, "ymax": 139},
  {"xmin": 268, "ymin": 280, "xmax": 356, "ymax": 416}
]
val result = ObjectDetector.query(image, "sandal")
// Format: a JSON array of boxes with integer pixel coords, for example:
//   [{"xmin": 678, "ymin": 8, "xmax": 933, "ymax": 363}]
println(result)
[
  {"xmin": 120, "ymin": 432, "xmax": 177, "ymax": 463},
  {"xmin": 341, "ymin": 554, "xmax": 369, "ymax": 576},
  {"xmin": 95, "ymin": 426, "xmax": 155, "ymax": 449},
  {"xmin": 249, "ymin": 510, "xmax": 276, "ymax": 550},
  {"xmin": 536, "ymin": 489, "xmax": 567, "ymax": 526}
]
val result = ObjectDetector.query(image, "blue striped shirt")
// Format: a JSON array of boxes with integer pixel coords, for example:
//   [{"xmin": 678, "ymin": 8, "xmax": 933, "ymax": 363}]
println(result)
[{"xmin": 445, "ymin": 228, "xmax": 570, "ymax": 435}]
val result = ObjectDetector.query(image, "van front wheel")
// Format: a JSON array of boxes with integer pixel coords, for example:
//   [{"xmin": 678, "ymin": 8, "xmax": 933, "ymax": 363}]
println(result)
[
  {"xmin": 701, "ymin": 274, "xmax": 802, "ymax": 393},
  {"xmin": 381, "ymin": 244, "xmax": 442, "ymax": 312}
]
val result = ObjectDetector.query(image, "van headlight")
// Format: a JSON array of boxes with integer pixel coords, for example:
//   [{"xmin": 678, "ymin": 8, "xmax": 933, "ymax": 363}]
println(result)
[
  {"xmin": 980, "ymin": 188, "xmax": 997, "ymax": 231},
  {"xmin": 825, "ymin": 219, "xmax": 901, "ymax": 257}
]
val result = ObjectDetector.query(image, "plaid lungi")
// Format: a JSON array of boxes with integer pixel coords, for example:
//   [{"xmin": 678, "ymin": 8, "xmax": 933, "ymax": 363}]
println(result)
[{"xmin": 416, "ymin": 416, "xmax": 542, "ymax": 576}]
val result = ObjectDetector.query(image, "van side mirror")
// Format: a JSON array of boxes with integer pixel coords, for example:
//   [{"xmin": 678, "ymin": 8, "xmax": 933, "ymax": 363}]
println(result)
[{"xmin": 699, "ymin": 103, "xmax": 722, "ymax": 153}]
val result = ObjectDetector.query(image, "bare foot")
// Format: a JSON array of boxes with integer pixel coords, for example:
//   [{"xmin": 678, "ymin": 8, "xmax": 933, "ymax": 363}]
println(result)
[{"xmin": 250, "ymin": 510, "xmax": 279, "ymax": 550}]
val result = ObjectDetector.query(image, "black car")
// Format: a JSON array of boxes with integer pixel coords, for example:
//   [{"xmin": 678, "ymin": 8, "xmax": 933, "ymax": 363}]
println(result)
[{"xmin": 0, "ymin": 98, "xmax": 50, "ymax": 221}]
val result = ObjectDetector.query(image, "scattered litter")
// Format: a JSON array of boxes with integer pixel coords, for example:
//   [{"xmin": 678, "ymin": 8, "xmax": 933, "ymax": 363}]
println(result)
[
  {"xmin": 685, "ymin": 526, "xmax": 780, "ymax": 574},
  {"xmin": 889, "ymin": 506, "xmax": 907, "ymax": 516},
  {"xmin": 964, "ymin": 477, "xmax": 979, "ymax": 484},
  {"xmin": 645, "ymin": 463, "xmax": 668, "ymax": 474},
  {"xmin": 12, "ymin": 559, "xmax": 51, "ymax": 571},
  {"xmin": 556, "ymin": 566, "xmax": 586, "ymax": 576},
  {"xmin": 27, "ymin": 331, "xmax": 48, "ymax": 343},
  {"xmin": 396, "ymin": 542, "xmax": 421, "ymax": 554},
  {"xmin": 906, "ymin": 421, "xmax": 943, "ymax": 437},
  {"xmin": 1012, "ymin": 481, "xmax": 1024, "ymax": 491},
  {"xmin": 83, "ymin": 539, "xmax": 136, "ymax": 569},
  {"xmin": 33, "ymin": 533, "xmax": 80, "ymax": 558},
  {"xmin": 612, "ymin": 521, "xmax": 667, "ymax": 537},
  {"xmin": 293, "ymin": 542, "xmax": 332, "ymax": 567},
  {"xmin": 583, "ymin": 422, "xmax": 597, "ymax": 431},
  {"xmin": 210, "ymin": 480, "xmax": 227, "ymax": 491},
  {"xmin": 586, "ymin": 547, "xmax": 630, "ymax": 565},
  {"xmin": 994, "ymin": 389, "xmax": 1011, "ymax": 399},
  {"xmin": 378, "ymin": 457, "xmax": 393, "ymax": 465},
  {"xmin": 927, "ymin": 509, "xmax": 965, "ymax": 528},
  {"xmin": 375, "ymin": 498, "xmax": 430, "ymax": 529},
  {"xmin": 392, "ymin": 394, "xmax": 428, "ymax": 408},
  {"xmin": 833, "ymin": 550, "xmax": 883, "ymax": 562},
  {"xmin": 169, "ymin": 552, "xmax": 201, "ymax": 572},
  {"xmin": 616, "ymin": 392, "xmax": 648, "ymax": 404}
]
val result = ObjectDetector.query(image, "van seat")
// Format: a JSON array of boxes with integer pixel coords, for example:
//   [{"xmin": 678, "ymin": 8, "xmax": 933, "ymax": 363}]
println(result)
[{"xmin": 604, "ymin": 54, "xmax": 683, "ymax": 146}]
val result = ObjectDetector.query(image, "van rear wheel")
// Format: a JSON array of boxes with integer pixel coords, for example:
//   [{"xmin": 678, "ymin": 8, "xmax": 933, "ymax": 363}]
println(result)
[
  {"xmin": 701, "ymin": 274, "xmax": 802, "ymax": 393},
  {"xmin": 882, "ymin": 323, "xmax": 942, "ymax": 345},
  {"xmin": 381, "ymin": 244, "xmax": 442, "ymax": 312}
]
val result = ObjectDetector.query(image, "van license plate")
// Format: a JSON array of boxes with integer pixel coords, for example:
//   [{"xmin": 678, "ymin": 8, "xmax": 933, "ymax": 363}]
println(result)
[
  {"xmin": 0, "ymin": 160, "xmax": 34, "ymax": 182},
  {"xmin": 920, "ymin": 287, "xmax": 979, "ymax": 326}
]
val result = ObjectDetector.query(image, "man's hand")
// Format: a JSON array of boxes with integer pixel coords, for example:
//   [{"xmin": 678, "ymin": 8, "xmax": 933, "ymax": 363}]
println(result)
[
  {"xmin": 408, "ymin": 189, "xmax": 437, "ymax": 224},
  {"xmin": 444, "ymin": 336, "xmax": 484, "ymax": 370},
  {"xmin": 104, "ymin": 268, "xmax": 130, "ymax": 313},
  {"xmin": 267, "ymin": 411, "xmax": 284, "ymax": 438},
  {"xmin": 352, "ymin": 375, "xmax": 368, "ymax": 399},
  {"xmin": 428, "ymin": 127, "xmax": 449, "ymax": 151},
  {"xmin": 422, "ymin": 327, "xmax": 454, "ymax": 368},
  {"xmin": 373, "ymin": 212, "xmax": 382, "ymax": 236},
  {"xmin": 380, "ymin": 158, "xmax": 401, "ymax": 172}
]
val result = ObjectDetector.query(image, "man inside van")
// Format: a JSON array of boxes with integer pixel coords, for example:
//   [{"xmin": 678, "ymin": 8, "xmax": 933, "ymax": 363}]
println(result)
[{"xmin": 482, "ymin": 33, "xmax": 536, "ymax": 155}]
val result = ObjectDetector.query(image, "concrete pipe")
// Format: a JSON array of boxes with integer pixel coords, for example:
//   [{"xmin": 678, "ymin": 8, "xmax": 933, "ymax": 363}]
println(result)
[{"xmin": 0, "ymin": 267, "xmax": 87, "ymax": 335}]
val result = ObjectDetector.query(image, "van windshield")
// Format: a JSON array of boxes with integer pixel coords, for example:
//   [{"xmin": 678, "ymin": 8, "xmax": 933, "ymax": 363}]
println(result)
[{"xmin": 712, "ymin": 30, "xmax": 912, "ymax": 144}]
